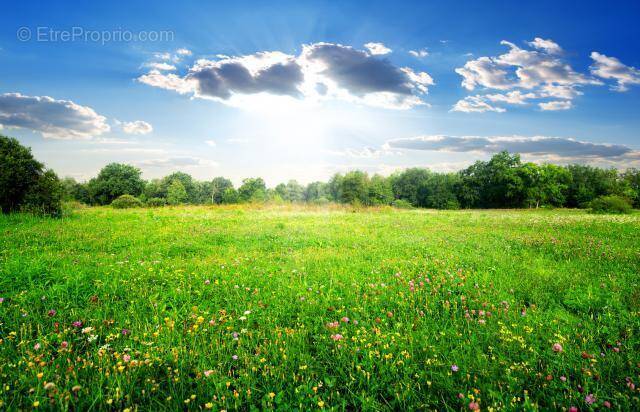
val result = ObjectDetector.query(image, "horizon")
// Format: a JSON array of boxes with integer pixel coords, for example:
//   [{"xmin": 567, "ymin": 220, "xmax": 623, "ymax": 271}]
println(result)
[{"xmin": 1, "ymin": 1, "xmax": 639, "ymax": 186}]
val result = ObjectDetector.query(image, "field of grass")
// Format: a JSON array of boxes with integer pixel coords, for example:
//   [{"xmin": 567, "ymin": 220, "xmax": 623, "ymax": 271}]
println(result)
[{"xmin": 1, "ymin": 205, "xmax": 639, "ymax": 410}]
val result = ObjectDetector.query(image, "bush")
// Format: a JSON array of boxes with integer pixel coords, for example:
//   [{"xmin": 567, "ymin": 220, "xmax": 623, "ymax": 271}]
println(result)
[
  {"xmin": 589, "ymin": 195, "xmax": 633, "ymax": 214},
  {"xmin": 146, "ymin": 197, "xmax": 167, "ymax": 207},
  {"xmin": 111, "ymin": 194, "xmax": 143, "ymax": 209},
  {"xmin": 391, "ymin": 199, "xmax": 413, "ymax": 209},
  {"xmin": 20, "ymin": 169, "xmax": 64, "ymax": 217}
]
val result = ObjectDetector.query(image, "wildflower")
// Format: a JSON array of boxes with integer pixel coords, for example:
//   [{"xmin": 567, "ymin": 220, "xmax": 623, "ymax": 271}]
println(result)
[
  {"xmin": 34, "ymin": 343, "xmax": 41, "ymax": 350},
  {"xmin": 204, "ymin": 370, "xmax": 214, "ymax": 377},
  {"xmin": 560, "ymin": 376, "xmax": 567, "ymax": 382},
  {"xmin": 204, "ymin": 279, "xmax": 211, "ymax": 285},
  {"xmin": 47, "ymin": 309, "xmax": 56, "ymax": 317},
  {"xmin": 451, "ymin": 364, "xmax": 459, "ymax": 372},
  {"xmin": 121, "ymin": 328, "xmax": 130, "ymax": 336},
  {"xmin": 33, "ymin": 401, "xmax": 40, "ymax": 407},
  {"xmin": 603, "ymin": 401, "xmax": 611, "ymax": 408},
  {"xmin": 341, "ymin": 317, "xmax": 349, "ymax": 323},
  {"xmin": 44, "ymin": 382, "xmax": 56, "ymax": 390},
  {"xmin": 268, "ymin": 392, "xmax": 275, "ymax": 399},
  {"xmin": 469, "ymin": 401, "xmax": 480, "ymax": 411},
  {"xmin": 569, "ymin": 407, "xmax": 578, "ymax": 412},
  {"xmin": 205, "ymin": 403, "xmax": 213, "ymax": 409},
  {"xmin": 318, "ymin": 400, "xmax": 325, "ymax": 407},
  {"xmin": 81, "ymin": 327, "xmax": 93, "ymax": 334},
  {"xmin": 386, "ymin": 311, "xmax": 394, "ymax": 318},
  {"xmin": 232, "ymin": 355, "xmax": 238, "ymax": 360},
  {"xmin": 552, "ymin": 343, "xmax": 563, "ymax": 353},
  {"xmin": 585, "ymin": 394, "xmax": 596, "ymax": 405},
  {"xmin": 331, "ymin": 334, "xmax": 343, "ymax": 341},
  {"xmin": 72, "ymin": 321, "xmax": 83, "ymax": 328},
  {"xmin": 72, "ymin": 385, "xmax": 81, "ymax": 392},
  {"xmin": 123, "ymin": 354, "xmax": 131, "ymax": 362},
  {"xmin": 0, "ymin": 297, "xmax": 4, "ymax": 303},
  {"xmin": 326, "ymin": 321, "xmax": 339, "ymax": 329},
  {"xmin": 243, "ymin": 310, "xmax": 251, "ymax": 315},
  {"xmin": 60, "ymin": 341, "xmax": 68, "ymax": 349},
  {"xmin": 232, "ymin": 332, "xmax": 239, "ymax": 340}
]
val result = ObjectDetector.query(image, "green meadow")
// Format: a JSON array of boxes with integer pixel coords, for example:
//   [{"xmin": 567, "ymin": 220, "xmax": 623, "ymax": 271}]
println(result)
[{"xmin": 0, "ymin": 206, "xmax": 639, "ymax": 411}]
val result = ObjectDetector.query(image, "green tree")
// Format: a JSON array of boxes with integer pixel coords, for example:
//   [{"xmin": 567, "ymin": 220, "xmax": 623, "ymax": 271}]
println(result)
[
  {"xmin": 622, "ymin": 169, "xmax": 640, "ymax": 207},
  {"xmin": 304, "ymin": 181, "xmax": 328, "ymax": 202},
  {"xmin": 167, "ymin": 180, "xmax": 188, "ymax": 205},
  {"xmin": 417, "ymin": 173, "xmax": 460, "ymax": 209},
  {"xmin": 238, "ymin": 178, "xmax": 266, "ymax": 202},
  {"xmin": 88, "ymin": 163, "xmax": 145, "ymax": 205},
  {"xmin": 389, "ymin": 168, "xmax": 432, "ymax": 206},
  {"xmin": 341, "ymin": 171, "xmax": 369, "ymax": 204},
  {"xmin": 368, "ymin": 174, "xmax": 393, "ymax": 205},
  {"xmin": 0, "ymin": 136, "xmax": 43, "ymax": 213},
  {"xmin": 327, "ymin": 174, "xmax": 344, "ymax": 202},
  {"xmin": 221, "ymin": 187, "xmax": 239, "ymax": 204},
  {"xmin": 21, "ymin": 169, "xmax": 64, "ymax": 216},
  {"xmin": 210, "ymin": 177, "xmax": 234, "ymax": 204},
  {"xmin": 162, "ymin": 172, "xmax": 197, "ymax": 203}
]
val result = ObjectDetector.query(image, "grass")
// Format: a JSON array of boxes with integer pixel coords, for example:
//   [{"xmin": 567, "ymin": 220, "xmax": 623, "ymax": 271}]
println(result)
[{"xmin": 1, "ymin": 205, "xmax": 639, "ymax": 410}]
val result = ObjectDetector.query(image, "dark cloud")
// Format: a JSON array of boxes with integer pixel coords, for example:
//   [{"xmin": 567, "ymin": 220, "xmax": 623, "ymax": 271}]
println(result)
[
  {"xmin": 187, "ymin": 56, "xmax": 304, "ymax": 100},
  {"xmin": 302, "ymin": 43, "xmax": 421, "ymax": 96},
  {"xmin": 0, "ymin": 93, "xmax": 110, "ymax": 139},
  {"xmin": 386, "ymin": 135, "xmax": 633, "ymax": 158}
]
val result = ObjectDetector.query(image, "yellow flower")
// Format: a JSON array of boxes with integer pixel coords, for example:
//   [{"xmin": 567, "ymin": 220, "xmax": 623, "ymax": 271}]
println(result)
[
  {"xmin": 269, "ymin": 392, "xmax": 276, "ymax": 398},
  {"xmin": 318, "ymin": 400, "xmax": 325, "ymax": 408},
  {"xmin": 205, "ymin": 402, "xmax": 213, "ymax": 409},
  {"xmin": 33, "ymin": 401, "xmax": 40, "ymax": 407}
]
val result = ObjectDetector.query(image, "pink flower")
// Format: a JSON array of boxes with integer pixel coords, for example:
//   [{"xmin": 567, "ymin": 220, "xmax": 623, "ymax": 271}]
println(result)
[
  {"xmin": 560, "ymin": 376, "xmax": 567, "ymax": 382},
  {"xmin": 603, "ymin": 401, "xmax": 611, "ymax": 408},
  {"xmin": 0, "ymin": 297, "xmax": 4, "ymax": 303},
  {"xmin": 209, "ymin": 319, "xmax": 215, "ymax": 325},
  {"xmin": 204, "ymin": 370, "xmax": 214, "ymax": 377},
  {"xmin": 34, "ymin": 343, "xmax": 41, "ymax": 350},
  {"xmin": 552, "ymin": 343, "xmax": 563, "ymax": 353},
  {"xmin": 72, "ymin": 321, "xmax": 83, "ymax": 328},
  {"xmin": 569, "ymin": 407, "xmax": 578, "ymax": 412},
  {"xmin": 47, "ymin": 309, "xmax": 56, "ymax": 317},
  {"xmin": 331, "ymin": 334, "xmax": 343, "ymax": 341},
  {"xmin": 451, "ymin": 364, "xmax": 459, "ymax": 372},
  {"xmin": 232, "ymin": 355, "xmax": 238, "ymax": 360},
  {"xmin": 121, "ymin": 328, "xmax": 130, "ymax": 336},
  {"xmin": 468, "ymin": 401, "xmax": 480, "ymax": 411},
  {"xmin": 60, "ymin": 341, "xmax": 68, "ymax": 348},
  {"xmin": 326, "ymin": 321, "xmax": 339, "ymax": 329},
  {"xmin": 585, "ymin": 394, "xmax": 596, "ymax": 405},
  {"xmin": 232, "ymin": 332, "xmax": 239, "ymax": 340},
  {"xmin": 123, "ymin": 354, "xmax": 131, "ymax": 362},
  {"xmin": 204, "ymin": 279, "xmax": 211, "ymax": 285},
  {"xmin": 341, "ymin": 317, "xmax": 349, "ymax": 323}
]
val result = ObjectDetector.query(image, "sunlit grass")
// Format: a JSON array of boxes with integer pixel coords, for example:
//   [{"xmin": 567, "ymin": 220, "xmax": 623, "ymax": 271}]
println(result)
[{"xmin": 1, "ymin": 206, "xmax": 638, "ymax": 410}]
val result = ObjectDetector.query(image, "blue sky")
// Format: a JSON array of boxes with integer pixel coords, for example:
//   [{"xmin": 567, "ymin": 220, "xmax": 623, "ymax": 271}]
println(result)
[{"xmin": 1, "ymin": 0, "xmax": 639, "ymax": 184}]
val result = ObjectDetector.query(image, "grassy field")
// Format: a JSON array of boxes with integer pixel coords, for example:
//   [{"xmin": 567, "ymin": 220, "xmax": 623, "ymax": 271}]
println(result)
[{"xmin": 0, "ymin": 206, "xmax": 639, "ymax": 411}]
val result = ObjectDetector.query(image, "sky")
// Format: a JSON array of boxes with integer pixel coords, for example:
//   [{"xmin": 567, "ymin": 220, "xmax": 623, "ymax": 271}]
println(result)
[{"xmin": 1, "ymin": 0, "xmax": 639, "ymax": 185}]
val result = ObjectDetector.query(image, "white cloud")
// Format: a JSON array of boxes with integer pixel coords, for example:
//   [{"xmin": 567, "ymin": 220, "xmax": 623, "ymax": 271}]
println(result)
[
  {"xmin": 385, "ymin": 135, "xmax": 633, "ymax": 159},
  {"xmin": 364, "ymin": 42, "xmax": 392, "ymax": 55},
  {"xmin": 538, "ymin": 100, "xmax": 572, "ymax": 111},
  {"xmin": 590, "ymin": 52, "xmax": 640, "ymax": 92},
  {"xmin": 0, "ymin": 92, "xmax": 110, "ymax": 139},
  {"xmin": 137, "ymin": 156, "xmax": 218, "ymax": 168},
  {"xmin": 145, "ymin": 62, "xmax": 176, "ymax": 71},
  {"xmin": 121, "ymin": 120, "xmax": 153, "ymax": 135},
  {"xmin": 451, "ymin": 95, "xmax": 505, "ymax": 113},
  {"xmin": 454, "ymin": 38, "xmax": 602, "ymax": 112},
  {"xmin": 485, "ymin": 90, "xmax": 537, "ymax": 104},
  {"xmin": 528, "ymin": 38, "xmax": 562, "ymax": 54},
  {"xmin": 409, "ymin": 49, "xmax": 429, "ymax": 58},
  {"xmin": 138, "ymin": 70, "xmax": 195, "ymax": 94},
  {"xmin": 176, "ymin": 48, "xmax": 192, "ymax": 56},
  {"xmin": 205, "ymin": 140, "xmax": 216, "ymax": 147},
  {"xmin": 138, "ymin": 42, "xmax": 434, "ymax": 110}
]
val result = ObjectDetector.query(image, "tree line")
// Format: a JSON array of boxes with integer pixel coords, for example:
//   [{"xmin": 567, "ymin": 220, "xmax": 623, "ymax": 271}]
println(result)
[
  {"xmin": 2, "ymin": 135, "xmax": 639, "ymax": 216},
  {"xmin": 64, "ymin": 151, "xmax": 639, "ymax": 210}
]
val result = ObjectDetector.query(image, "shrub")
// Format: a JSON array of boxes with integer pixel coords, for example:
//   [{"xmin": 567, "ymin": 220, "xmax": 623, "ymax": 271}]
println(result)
[
  {"xmin": 111, "ymin": 194, "xmax": 143, "ymax": 209},
  {"xmin": 589, "ymin": 195, "xmax": 632, "ymax": 214},
  {"xmin": 391, "ymin": 199, "xmax": 413, "ymax": 209},
  {"xmin": 20, "ymin": 169, "xmax": 64, "ymax": 217},
  {"xmin": 146, "ymin": 197, "xmax": 167, "ymax": 207}
]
